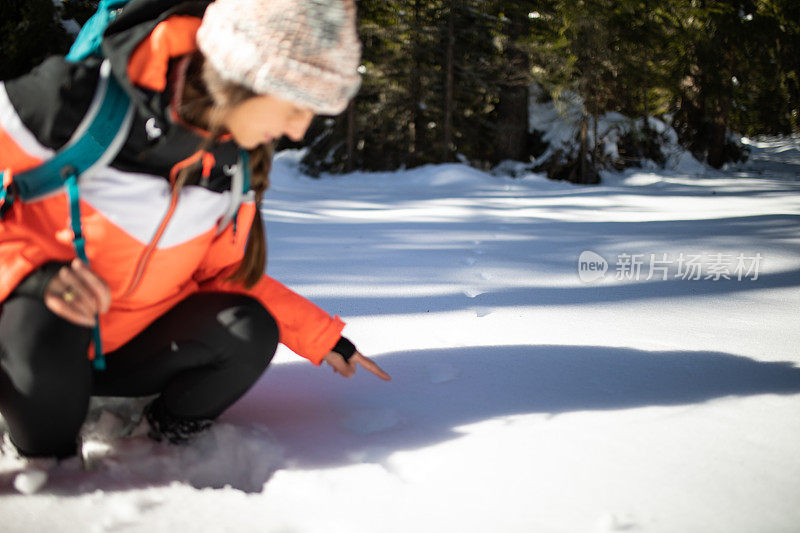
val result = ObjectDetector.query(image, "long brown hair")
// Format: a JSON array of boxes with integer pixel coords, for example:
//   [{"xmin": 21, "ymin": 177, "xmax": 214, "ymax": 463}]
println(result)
[{"xmin": 174, "ymin": 51, "xmax": 272, "ymax": 288}]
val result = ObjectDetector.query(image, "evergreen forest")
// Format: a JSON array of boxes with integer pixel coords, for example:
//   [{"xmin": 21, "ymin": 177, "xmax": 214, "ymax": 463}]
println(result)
[{"xmin": 1, "ymin": 0, "xmax": 797, "ymax": 183}]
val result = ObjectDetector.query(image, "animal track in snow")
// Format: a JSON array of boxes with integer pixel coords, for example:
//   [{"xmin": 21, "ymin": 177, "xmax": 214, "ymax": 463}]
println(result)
[{"xmin": 595, "ymin": 513, "xmax": 639, "ymax": 532}]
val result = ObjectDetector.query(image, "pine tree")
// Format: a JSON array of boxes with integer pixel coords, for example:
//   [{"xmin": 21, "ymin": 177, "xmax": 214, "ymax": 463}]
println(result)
[
  {"xmin": 61, "ymin": 0, "xmax": 101, "ymax": 26},
  {"xmin": 0, "ymin": 0, "xmax": 70, "ymax": 80},
  {"xmin": 292, "ymin": 0, "xmax": 799, "ymax": 175}
]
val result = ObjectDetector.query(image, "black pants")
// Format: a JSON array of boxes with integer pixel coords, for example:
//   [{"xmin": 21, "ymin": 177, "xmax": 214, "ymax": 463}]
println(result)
[{"xmin": 0, "ymin": 292, "xmax": 278, "ymax": 458}]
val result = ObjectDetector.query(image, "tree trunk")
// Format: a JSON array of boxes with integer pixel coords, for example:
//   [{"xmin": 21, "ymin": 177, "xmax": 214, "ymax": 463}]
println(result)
[
  {"xmin": 579, "ymin": 113, "xmax": 589, "ymax": 184},
  {"xmin": 642, "ymin": 0, "xmax": 650, "ymax": 129},
  {"xmin": 442, "ymin": 1, "xmax": 455, "ymax": 163},
  {"xmin": 496, "ymin": 84, "xmax": 529, "ymax": 163},
  {"xmin": 409, "ymin": 0, "xmax": 425, "ymax": 164},
  {"xmin": 494, "ymin": 10, "xmax": 530, "ymax": 163},
  {"xmin": 592, "ymin": 89, "xmax": 599, "ymax": 165},
  {"xmin": 346, "ymin": 100, "xmax": 355, "ymax": 173}
]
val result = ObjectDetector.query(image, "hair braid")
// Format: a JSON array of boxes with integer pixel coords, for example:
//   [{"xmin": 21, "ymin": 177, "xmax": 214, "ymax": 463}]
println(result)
[{"xmin": 174, "ymin": 51, "xmax": 272, "ymax": 288}]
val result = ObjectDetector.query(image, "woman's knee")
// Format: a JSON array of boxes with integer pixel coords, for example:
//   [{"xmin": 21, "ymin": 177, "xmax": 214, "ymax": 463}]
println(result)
[
  {"xmin": 2, "ymin": 391, "xmax": 88, "ymax": 458},
  {"xmin": 154, "ymin": 295, "xmax": 279, "ymax": 421},
  {"xmin": 217, "ymin": 295, "xmax": 279, "ymax": 369},
  {"xmin": 0, "ymin": 297, "xmax": 92, "ymax": 458},
  {"xmin": 178, "ymin": 292, "xmax": 278, "ymax": 369}
]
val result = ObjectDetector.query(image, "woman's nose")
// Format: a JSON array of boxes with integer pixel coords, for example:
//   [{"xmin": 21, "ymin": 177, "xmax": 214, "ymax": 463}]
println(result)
[{"xmin": 286, "ymin": 111, "xmax": 314, "ymax": 142}]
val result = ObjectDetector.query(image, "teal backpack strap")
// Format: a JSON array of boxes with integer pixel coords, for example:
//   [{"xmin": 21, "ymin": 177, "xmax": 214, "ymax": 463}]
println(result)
[
  {"xmin": 13, "ymin": 61, "xmax": 134, "ymax": 201},
  {"xmin": 64, "ymin": 169, "xmax": 106, "ymax": 370},
  {"xmin": 217, "ymin": 149, "xmax": 253, "ymax": 236},
  {"xmin": 0, "ymin": 170, "xmax": 13, "ymax": 217},
  {"xmin": 6, "ymin": 0, "xmax": 134, "ymax": 371},
  {"xmin": 63, "ymin": 171, "xmax": 87, "ymax": 261},
  {"xmin": 240, "ymin": 148, "xmax": 251, "ymax": 193},
  {"xmin": 66, "ymin": 0, "xmax": 130, "ymax": 62},
  {"xmin": 11, "ymin": 60, "xmax": 133, "ymax": 370}
]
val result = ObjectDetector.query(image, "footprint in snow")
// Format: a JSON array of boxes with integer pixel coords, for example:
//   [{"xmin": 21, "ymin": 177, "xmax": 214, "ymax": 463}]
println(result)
[
  {"xmin": 463, "ymin": 288, "xmax": 483, "ymax": 298},
  {"xmin": 96, "ymin": 499, "xmax": 143, "ymax": 532},
  {"xmin": 94, "ymin": 495, "xmax": 164, "ymax": 532}
]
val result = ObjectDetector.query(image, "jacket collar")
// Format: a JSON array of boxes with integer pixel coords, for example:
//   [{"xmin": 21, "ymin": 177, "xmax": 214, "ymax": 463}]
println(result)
[{"xmin": 102, "ymin": 0, "xmax": 211, "ymax": 130}]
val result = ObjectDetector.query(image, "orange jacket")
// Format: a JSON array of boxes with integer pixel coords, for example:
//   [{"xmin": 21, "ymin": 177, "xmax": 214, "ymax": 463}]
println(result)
[{"xmin": 0, "ymin": 10, "xmax": 344, "ymax": 365}]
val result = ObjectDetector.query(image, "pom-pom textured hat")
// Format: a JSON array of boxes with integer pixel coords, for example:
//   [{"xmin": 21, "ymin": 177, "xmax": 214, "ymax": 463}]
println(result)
[{"xmin": 197, "ymin": 0, "xmax": 362, "ymax": 116}]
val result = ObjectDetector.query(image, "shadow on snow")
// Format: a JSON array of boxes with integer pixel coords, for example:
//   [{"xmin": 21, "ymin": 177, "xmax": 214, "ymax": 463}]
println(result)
[
  {"xmin": 226, "ymin": 344, "xmax": 800, "ymax": 469},
  {"xmin": 4, "ymin": 344, "xmax": 798, "ymax": 495}
]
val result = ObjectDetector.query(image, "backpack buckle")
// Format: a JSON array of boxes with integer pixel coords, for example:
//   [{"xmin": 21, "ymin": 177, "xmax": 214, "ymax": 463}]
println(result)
[{"xmin": 0, "ymin": 171, "xmax": 16, "ymax": 218}]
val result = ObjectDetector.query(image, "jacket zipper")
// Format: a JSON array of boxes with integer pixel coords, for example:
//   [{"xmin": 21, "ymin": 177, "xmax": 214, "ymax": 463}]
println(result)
[
  {"xmin": 120, "ymin": 191, "xmax": 179, "ymax": 299},
  {"xmin": 120, "ymin": 151, "xmax": 215, "ymax": 299}
]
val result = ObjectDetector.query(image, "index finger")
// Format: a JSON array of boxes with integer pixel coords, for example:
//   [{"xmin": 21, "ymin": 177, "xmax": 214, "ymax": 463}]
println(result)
[
  {"xmin": 353, "ymin": 352, "xmax": 391, "ymax": 381},
  {"xmin": 72, "ymin": 259, "xmax": 112, "ymax": 313}
]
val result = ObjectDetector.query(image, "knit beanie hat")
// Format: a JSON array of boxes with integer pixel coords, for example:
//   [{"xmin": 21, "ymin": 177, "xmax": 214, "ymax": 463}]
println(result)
[{"xmin": 196, "ymin": 0, "xmax": 362, "ymax": 116}]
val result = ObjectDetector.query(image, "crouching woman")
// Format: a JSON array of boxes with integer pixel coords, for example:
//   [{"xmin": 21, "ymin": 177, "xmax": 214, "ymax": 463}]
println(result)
[{"xmin": 0, "ymin": 0, "xmax": 389, "ymax": 460}]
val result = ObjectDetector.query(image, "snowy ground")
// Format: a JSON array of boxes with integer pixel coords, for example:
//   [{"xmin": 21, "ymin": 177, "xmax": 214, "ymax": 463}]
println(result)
[{"xmin": 2, "ymin": 137, "xmax": 800, "ymax": 532}]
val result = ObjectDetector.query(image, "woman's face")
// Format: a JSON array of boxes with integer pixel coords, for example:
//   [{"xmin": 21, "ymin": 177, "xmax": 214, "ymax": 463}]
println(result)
[{"xmin": 221, "ymin": 93, "xmax": 315, "ymax": 149}]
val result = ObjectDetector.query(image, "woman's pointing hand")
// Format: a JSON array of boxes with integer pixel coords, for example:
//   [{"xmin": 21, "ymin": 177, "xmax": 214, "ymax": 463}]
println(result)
[{"xmin": 323, "ymin": 350, "xmax": 391, "ymax": 381}]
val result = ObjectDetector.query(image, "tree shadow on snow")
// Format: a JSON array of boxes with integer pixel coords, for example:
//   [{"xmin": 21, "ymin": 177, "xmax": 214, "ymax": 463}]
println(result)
[{"xmin": 267, "ymin": 213, "xmax": 800, "ymax": 316}]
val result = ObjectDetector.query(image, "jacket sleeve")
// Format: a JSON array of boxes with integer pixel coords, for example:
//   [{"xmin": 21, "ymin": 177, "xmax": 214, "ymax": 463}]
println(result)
[
  {"xmin": 0, "ymin": 81, "xmax": 75, "ymax": 304},
  {"xmin": 0, "ymin": 184, "xmax": 76, "ymax": 304},
  {"xmin": 193, "ymin": 204, "xmax": 345, "ymax": 366}
]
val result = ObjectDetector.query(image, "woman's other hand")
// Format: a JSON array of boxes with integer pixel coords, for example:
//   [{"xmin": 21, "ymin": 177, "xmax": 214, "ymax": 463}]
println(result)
[
  {"xmin": 43, "ymin": 259, "xmax": 111, "ymax": 327},
  {"xmin": 323, "ymin": 350, "xmax": 391, "ymax": 381}
]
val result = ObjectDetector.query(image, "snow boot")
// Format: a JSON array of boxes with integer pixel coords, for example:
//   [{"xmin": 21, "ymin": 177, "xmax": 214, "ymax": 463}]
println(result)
[{"xmin": 143, "ymin": 399, "xmax": 213, "ymax": 445}]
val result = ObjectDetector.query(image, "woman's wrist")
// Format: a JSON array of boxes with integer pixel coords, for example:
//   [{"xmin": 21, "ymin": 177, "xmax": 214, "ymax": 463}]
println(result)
[{"xmin": 332, "ymin": 336, "xmax": 356, "ymax": 361}]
